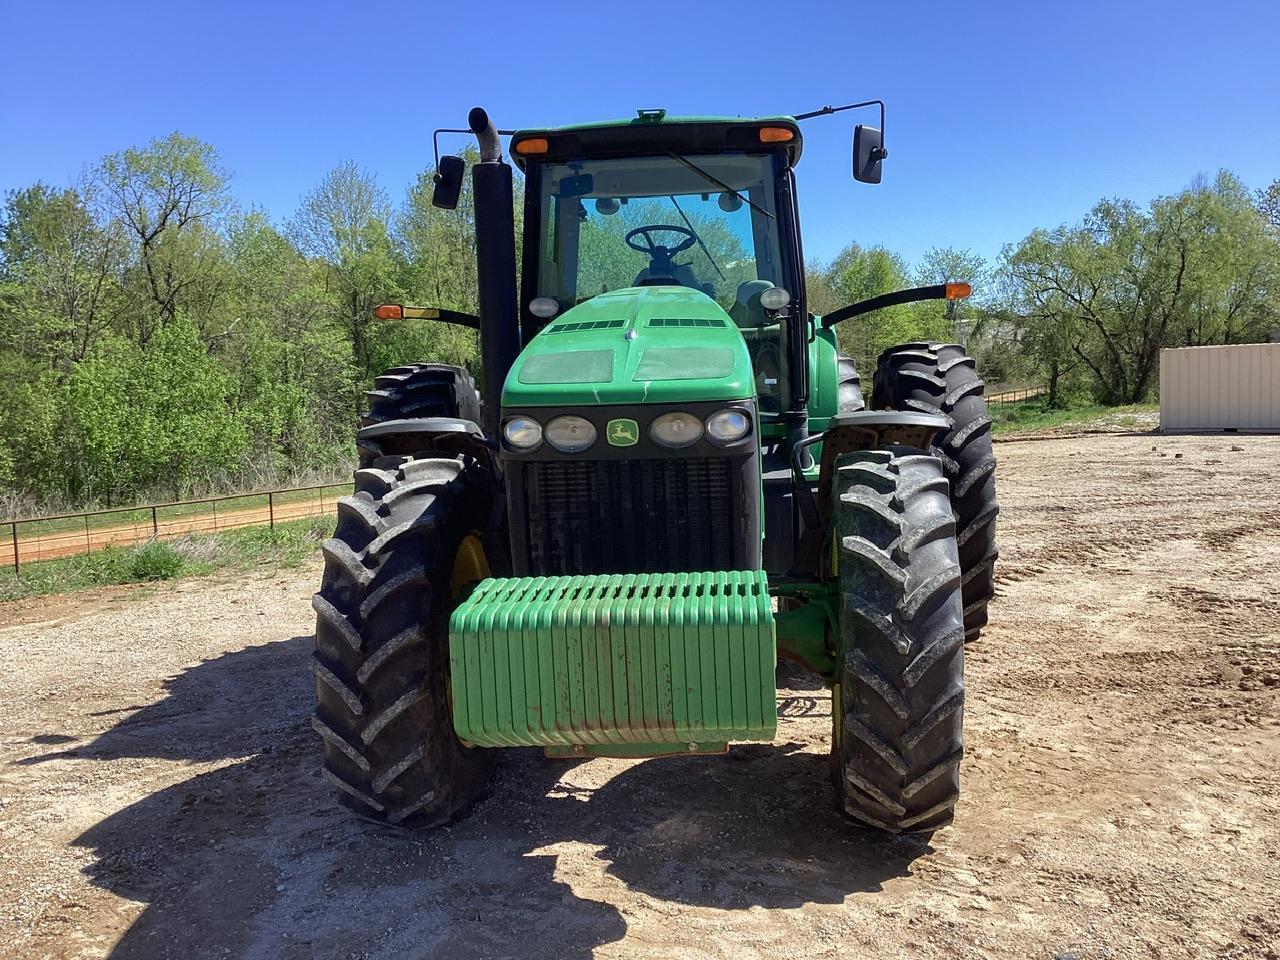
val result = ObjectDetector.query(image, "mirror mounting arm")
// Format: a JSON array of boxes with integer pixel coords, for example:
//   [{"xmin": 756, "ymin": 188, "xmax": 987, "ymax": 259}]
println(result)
[
  {"xmin": 794, "ymin": 98, "xmax": 886, "ymax": 142},
  {"xmin": 820, "ymin": 284, "xmax": 970, "ymax": 329}
]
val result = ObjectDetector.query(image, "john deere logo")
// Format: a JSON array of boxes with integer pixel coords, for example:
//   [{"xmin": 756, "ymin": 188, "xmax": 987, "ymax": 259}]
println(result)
[{"xmin": 607, "ymin": 418, "xmax": 639, "ymax": 447}]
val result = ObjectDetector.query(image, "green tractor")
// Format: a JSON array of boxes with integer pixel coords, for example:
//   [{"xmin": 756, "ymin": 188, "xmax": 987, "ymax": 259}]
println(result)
[{"xmin": 312, "ymin": 102, "xmax": 998, "ymax": 833}]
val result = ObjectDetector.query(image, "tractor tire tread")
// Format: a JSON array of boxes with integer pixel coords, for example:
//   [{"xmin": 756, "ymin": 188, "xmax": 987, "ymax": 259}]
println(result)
[
  {"xmin": 312, "ymin": 454, "xmax": 497, "ymax": 828},
  {"xmin": 832, "ymin": 447, "xmax": 965, "ymax": 833},
  {"xmin": 872, "ymin": 342, "xmax": 999, "ymax": 640},
  {"xmin": 358, "ymin": 364, "xmax": 481, "ymax": 468}
]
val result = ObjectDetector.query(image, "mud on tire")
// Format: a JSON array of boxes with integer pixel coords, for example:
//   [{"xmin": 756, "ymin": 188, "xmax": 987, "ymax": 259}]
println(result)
[
  {"xmin": 311, "ymin": 454, "xmax": 497, "ymax": 827},
  {"xmin": 831, "ymin": 447, "xmax": 965, "ymax": 833},
  {"xmin": 872, "ymin": 342, "xmax": 998, "ymax": 640}
]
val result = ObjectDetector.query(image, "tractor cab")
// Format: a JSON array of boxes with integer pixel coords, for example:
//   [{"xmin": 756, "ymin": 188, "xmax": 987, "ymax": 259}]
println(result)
[{"xmin": 510, "ymin": 114, "xmax": 805, "ymax": 420}]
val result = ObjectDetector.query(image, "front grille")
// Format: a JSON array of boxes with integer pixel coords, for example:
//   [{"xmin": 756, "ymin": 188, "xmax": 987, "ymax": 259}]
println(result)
[{"xmin": 520, "ymin": 458, "xmax": 739, "ymax": 575}]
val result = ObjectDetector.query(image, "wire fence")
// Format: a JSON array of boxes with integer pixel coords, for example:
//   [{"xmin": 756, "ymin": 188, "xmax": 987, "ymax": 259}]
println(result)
[
  {"xmin": 986, "ymin": 386, "xmax": 1048, "ymax": 407},
  {"xmin": 2, "ymin": 481, "xmax": 349, "ymax": 573}
]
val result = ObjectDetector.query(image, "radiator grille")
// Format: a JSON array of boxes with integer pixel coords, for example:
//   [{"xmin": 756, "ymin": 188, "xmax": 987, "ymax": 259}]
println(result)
[{"xmin": 521, "ymin": 458, "xmax": 738, "ymax": 575}]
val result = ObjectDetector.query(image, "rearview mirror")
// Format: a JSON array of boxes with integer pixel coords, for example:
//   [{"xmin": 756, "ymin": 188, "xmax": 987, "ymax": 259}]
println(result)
[
  {"xmin": 853, "ymin": 125, "xmax": 887, "ymax": 184},
  {"xmin": 432, "ymin": 155, "xmax": 465, "ymax": 209}
]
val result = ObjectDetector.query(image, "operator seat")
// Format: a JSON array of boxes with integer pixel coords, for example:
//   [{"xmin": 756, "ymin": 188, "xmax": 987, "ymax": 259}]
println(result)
[
  {"xmin": 730, "ymin": 280, "xmax": 783, "ymax": 413},
  {"xmin": 634, "ymin": 261, "xmax": 701, "ymax": 290},
  {"xmin": 729, "ymin": 280, "xmax": 773, "ymax": 328}
]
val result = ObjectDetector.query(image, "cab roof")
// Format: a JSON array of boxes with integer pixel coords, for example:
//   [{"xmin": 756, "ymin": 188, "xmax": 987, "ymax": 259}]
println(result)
[{"xmin": 510, "ymin": 112, "xmax": 803, "ymax": 170}]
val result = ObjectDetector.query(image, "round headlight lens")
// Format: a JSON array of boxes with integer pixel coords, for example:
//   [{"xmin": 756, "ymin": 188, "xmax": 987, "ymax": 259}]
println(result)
[
  {"xmin": 503, "ymin": 416, "xmax": 542, "ymax": 450},
  {"xmin": 650, "ymin": 412, "xmax": 703, "ymax": 448},
  {"xmin": 545, "ymin": 415, "xmax": 597, "ymax": 453},
  {"xmin": 706, "ymin": 409, "xmax": 751, "ymax": 444}
]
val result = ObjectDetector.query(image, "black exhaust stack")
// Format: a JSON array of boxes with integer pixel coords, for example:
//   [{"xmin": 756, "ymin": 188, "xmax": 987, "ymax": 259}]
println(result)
[{"xmin": 468, "ymin": 107, "xmax": 520, "ymax": 437}]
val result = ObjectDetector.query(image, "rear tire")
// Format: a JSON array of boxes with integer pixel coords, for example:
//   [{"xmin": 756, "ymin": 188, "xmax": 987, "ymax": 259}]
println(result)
[
  {"xmin": 837, "ymin": 354, "xmax": 865, "ymax": 413},
  {"xmin": 831, "ymin": 447, "xmax": 965, "ymax": 833},
  {"xmin": 358, "ymin": 364, "xmax": 481, "ymax": 468},
  {"xmin": 312, "ymin": 454, "xmax": 497, "ymax": 827},
  {"xmin": 872, "ymin": 342, "xmax": 998, "ymax": 640}
]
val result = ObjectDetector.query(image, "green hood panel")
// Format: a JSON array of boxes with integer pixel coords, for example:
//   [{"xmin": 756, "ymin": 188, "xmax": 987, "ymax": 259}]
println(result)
[{"xmin": 503, "ymin": 287, "xmax": 756, "ymax": 406}]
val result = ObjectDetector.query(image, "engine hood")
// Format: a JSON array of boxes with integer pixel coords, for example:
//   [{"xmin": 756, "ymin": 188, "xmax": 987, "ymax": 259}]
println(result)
[{"xmin": 502, "ymin": 287, "xmax": 755, "ymax": 406}]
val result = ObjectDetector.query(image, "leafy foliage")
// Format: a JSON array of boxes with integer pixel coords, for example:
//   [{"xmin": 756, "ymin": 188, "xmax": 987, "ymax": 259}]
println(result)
[
  {"xmin": 0, "ymin": 137, "xmax": 496, "ymax": 510},
  {"xmin": 1000, "ymin": 172, "xmax": 1279, "ymax": 404},
  {"xmin": 0, "ymin": 128, "xmax": 1275, "ymax": 513}
]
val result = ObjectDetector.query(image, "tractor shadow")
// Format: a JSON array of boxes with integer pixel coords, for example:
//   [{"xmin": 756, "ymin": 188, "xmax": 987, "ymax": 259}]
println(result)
[{"xmin": 57, "ymin": 636, "xmax": 930, "ymax": 959}]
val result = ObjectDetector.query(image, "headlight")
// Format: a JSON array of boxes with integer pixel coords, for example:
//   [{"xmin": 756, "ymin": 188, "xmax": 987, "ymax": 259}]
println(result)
[
  {"xmin": 649, "ymin": 412, "xmax": 703, "ymax": 448},
  {"xmin": 503, "ymin": 416, "xmax": 542, "ymax": 450},
  {"xmin": 706, "ymin": 409, "xmax": 751, "ymax": 444},
  {"xmin": 545, "ymin": 415, "xmax": 597, "ymax": 453}
]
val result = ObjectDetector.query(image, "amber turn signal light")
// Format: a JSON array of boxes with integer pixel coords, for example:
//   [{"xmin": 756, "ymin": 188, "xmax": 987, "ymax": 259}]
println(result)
[
  {"xmin": 515, "ymin": 137, "xmax": 549, "ymax": 155},
  {"xmin": 376, "ymin": 304, "xmax": 442, "ymax": 320},
  {"xmin": 945, "ymin": 282, "xmax": 973, "ymax": 300},
  {"xmin": 758, "ymin": 127, "xmax": 794, "ymax": 143}
]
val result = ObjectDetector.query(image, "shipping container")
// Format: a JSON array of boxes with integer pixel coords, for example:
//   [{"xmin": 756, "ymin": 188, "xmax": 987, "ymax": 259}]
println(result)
[{"xmin": 1160, "ymin": 343, "xmax": 1280, "ymax": 433}]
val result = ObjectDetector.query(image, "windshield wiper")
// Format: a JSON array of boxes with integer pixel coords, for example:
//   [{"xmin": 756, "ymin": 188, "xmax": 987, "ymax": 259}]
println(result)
[
  {"xmin": 668, "ymin": 195, "xmax": 725, "ymax": 280},
  {"xmin": 666, "ymin": 152, "xmax": 774, "ymax": 220}
]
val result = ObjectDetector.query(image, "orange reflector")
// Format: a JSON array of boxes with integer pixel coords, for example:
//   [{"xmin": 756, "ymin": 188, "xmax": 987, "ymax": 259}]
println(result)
[
  {"xmin": 945, "ymin": 282, "xmax": 973, "ymax": 300},
  {"xmin": 759, "ymin": 127, "xmax": 795, "ymax": 143},
  {"xmin": 515, "ymin": 137, "xmax": 549, "ymax": 155},
  {"xmin": 374, "ymin": 304, "xmax": 403, "ymax": 320}
]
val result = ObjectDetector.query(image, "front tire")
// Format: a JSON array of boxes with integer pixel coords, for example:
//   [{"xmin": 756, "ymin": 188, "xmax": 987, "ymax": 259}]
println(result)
[
  {"xmin": 873, "ymin": 342, "xmax": 998, "ymax": 640},
  {"xmin": 311, "ymin": 454, "xmax": 497, "ymax": 827},
  {"xmin": 831, "ymin": 447, "xmax": 965, "ymax": 833}
]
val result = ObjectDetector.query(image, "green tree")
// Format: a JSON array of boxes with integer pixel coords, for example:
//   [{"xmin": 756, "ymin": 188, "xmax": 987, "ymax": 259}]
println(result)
[
  {"xmin": 1001, "ymin": 172, "xmax": 1279, "ymax": 405},
  {"xmin": 810, "ymin": 242, "xmax": 950, "ymax": 375},
  {"xmin": 0, "ymin": 183, "xmax": 126, "ymax": 366},
  {"xmin": 94, "ymin": 133, "xmax": 231, "ymax": 344},
  {"xmin": 290, "ymin": 162, "xmax": 401, "ymax": 376},
  {"xmin": 66, "ymin": 320, "xmax": 247, "ymax": 502}
]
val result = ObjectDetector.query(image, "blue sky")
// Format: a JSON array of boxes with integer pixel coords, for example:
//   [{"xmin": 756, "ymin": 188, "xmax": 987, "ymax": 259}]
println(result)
[{"xmin": 1, "ymin": 0, "xmax": 1277, "ymax": 268}]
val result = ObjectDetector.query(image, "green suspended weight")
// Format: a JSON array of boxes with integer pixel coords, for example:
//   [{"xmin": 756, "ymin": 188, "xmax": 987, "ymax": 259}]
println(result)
[{"xmin": 448, "ymin": 570, "xmax": 776, "ymax": 754}]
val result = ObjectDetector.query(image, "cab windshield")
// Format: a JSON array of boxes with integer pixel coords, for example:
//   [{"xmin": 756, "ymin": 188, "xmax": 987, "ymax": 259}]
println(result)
[{"xmin": 531, "ymin": 152, "xmax": 791, "ymax": 411}]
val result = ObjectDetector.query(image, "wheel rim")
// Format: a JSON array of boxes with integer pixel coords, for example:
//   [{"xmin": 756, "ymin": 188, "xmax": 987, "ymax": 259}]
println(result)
[{"xmin": 450, "ymin": 533, "xmax": 490, "ymax": 600}]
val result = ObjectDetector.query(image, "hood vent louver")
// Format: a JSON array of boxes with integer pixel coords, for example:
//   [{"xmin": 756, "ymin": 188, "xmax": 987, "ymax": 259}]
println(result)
[
  {"xmin": 647, "ymin": 317, "xmax": 727, "ymax": 328},
  {"xmin": 547, "ymin": 319, "xmax": 626, "ymax": 334}
]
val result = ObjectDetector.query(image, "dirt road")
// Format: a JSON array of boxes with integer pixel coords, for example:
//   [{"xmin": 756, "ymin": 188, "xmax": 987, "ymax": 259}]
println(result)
[{"xmin": 1, "ymin": 432, "xmax": 1277, "ymax": 959}]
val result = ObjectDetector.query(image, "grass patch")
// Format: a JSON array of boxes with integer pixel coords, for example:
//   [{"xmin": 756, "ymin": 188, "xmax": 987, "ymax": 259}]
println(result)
[
  {"xmin": 991, "ymin": 398, "xmax": 1159, "ymax": 435},
  {"xmin": 0, "ymin": 515, "xmax": 331, "ymax": 603}
]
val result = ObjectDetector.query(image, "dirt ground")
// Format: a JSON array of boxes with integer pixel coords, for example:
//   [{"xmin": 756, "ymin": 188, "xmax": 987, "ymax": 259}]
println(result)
[{"xmin": 1, "ymin": 431, "xmax": 1277, "ymax": 959}]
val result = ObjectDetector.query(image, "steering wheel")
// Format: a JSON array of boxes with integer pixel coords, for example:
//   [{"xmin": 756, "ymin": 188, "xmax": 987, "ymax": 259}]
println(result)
[{"xmin": 625, "ymin": 225, "xmax": 697, "ymax": 256}]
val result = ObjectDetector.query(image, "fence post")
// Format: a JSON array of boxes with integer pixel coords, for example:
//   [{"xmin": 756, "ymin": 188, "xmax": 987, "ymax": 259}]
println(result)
[
  {"xmin": 152, "ymin": 505, "xmax": 158, "ymax": 537},
  {"xmin": 269, "ymin": 492, "xmax": 275, "ymax": 530},
  {"xmin": 85, "ymin": 514, "xmax": 91, "ymax": 554},
  {"xmin": 10, "ymin": 522, "xmax": 18, "ymax": 575}
]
